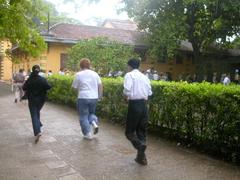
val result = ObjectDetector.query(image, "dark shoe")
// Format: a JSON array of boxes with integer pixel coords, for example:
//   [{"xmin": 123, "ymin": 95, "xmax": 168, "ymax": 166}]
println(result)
[
  {"xmin": 14, "ymin": 99, "xmax": 17, "ymax": 103},
  {"xmin": 92, "ymin": 121, "xmax": 99, "ymax": 135},
  {"xmin": 93, "ymin": 127, "xmax": 99, "ymax": 135},
  {"xmin": 35, "ymin": 133, "xmax": 41, "ymax": 143},
  {"xmin": 135, "ymin": 156, "xmax": 148, "ymax": 165}
]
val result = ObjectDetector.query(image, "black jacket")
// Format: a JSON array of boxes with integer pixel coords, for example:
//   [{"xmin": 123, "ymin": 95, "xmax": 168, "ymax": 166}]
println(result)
[{"xmin": 23, "ymin": 74, "xmax": 51, "ymax": 99}]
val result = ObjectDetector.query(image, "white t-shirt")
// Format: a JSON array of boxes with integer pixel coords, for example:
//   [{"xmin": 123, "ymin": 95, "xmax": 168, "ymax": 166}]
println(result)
[
  {"xmin": 72, "ymin": 69, "xmax": 102, "ymax": 99},
  {"xmin": 223, "ymin": 77, "xmax": 230, "ymax": 85},
  {"xmin": 123, "ymin": 69, "xmax": 152, "ymax": 100}
]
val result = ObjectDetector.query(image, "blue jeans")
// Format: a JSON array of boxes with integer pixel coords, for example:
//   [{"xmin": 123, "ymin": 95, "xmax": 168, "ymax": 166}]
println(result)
[
  {"xmin": 28, "ymin": 97, "xmax": 45, "ymax": 136},
  {"xmin": 77, "ymin": 99, "xmax": 98, "ymax": 135}
]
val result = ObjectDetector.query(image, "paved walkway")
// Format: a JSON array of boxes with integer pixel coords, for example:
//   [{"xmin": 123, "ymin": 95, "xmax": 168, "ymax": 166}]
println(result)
[{"xmin": 0, "ymin": 82, "xmax": 240, "ymax": 180}]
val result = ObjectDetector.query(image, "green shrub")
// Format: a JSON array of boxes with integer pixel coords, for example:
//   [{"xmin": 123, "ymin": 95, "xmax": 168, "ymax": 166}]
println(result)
[
  {"xmin": 47, "ymin": 75, "xmax": 77, "ymax": 107},
  {"xmin": 47, "ymin": 75, "xmax": 240, "ymax": 162}
]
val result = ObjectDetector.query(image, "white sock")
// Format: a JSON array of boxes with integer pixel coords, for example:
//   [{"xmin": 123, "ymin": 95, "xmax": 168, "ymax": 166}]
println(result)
[{"xmin": 92, "ymin": 121, "xmax": 98, "ymax": 128}]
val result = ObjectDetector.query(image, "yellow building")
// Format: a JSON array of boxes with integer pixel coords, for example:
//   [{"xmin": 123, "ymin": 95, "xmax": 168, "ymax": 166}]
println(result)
[
  {"xmin": 0, "ymin": 40, "xmax": 12, "ymax": 81},
  {"xmin": 11, "ymin": 23, "xmax": 197, "ymax": 80},
  {"xmin": 12, "ymin": 42, "xmax": 72, "ymax": 75},
  {"xmin": 7, "ymin": 21, "xmax": 240, "ymax": 82}
]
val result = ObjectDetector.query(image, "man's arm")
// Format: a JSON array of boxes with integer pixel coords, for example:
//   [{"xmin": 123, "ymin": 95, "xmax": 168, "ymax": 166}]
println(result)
[
  {"xmin": 72, "ymin": 75, "xmax": 79, "ymax": 90},
  {"xmin": 147, "ymin": 78, "xmax": 152, "ymax": 97},
  {"xmin": 123, "ymin": 74, "xmax": 132, "ymax": 99},
  {"xmin": 98, "ymin": 83, "xmax": 103, "ymax": 99},
  {"xmin": 22, "ymin": 79, "xmax": 29, "ymax": 91}
]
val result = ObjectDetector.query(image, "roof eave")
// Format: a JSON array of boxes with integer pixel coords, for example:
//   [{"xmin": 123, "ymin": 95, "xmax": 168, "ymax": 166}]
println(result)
[{"xmin": 43, "ymin": 36, "xmax": 78, "ymax": 44}]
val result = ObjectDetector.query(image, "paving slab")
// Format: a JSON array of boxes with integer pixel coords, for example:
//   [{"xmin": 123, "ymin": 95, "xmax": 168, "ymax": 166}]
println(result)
[{"xmin": 0, "ymin": 82, "xmax": 240, "ymax": 180}]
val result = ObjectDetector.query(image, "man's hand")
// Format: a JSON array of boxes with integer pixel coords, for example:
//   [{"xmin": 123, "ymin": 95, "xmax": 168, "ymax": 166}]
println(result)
[{"xmin": 123, "ymin": 95, "xmax": 128, "ymax": 103}]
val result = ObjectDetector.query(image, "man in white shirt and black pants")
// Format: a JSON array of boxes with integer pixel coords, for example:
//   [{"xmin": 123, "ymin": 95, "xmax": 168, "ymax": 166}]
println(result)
[{"xmin": 123, "ymin": 58, "xmax": 152, "ymax": 165}]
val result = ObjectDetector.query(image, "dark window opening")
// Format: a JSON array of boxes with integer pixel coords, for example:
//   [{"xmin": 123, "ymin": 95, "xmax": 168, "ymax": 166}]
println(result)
[{"xmin": 176, "ymin": 54, "xmax": 183, "ymax": 64}]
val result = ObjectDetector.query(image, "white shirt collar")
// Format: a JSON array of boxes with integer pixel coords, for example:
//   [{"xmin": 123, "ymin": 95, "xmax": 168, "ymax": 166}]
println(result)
[{"xmin": 131, "ymin": 69, "xmax": 139, "ymax": 72}]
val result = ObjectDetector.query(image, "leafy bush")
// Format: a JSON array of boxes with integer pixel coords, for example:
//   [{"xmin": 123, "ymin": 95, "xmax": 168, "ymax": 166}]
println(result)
[
  {"xmin": 47, "ymin": 75, "xmax": 240, "ymax": 162},
  {"xmin": 47, "ymin": 75, "xmax": 77, "ymax": 107},
  {"xmin": 67, "ymin": 37, "xmax": 137, "ymax": 75}
]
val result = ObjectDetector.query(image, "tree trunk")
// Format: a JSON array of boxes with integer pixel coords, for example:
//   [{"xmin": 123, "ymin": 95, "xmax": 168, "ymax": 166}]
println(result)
[
  {"xmin": 192, "ymin": 45, "xmax": 206, "ymax": 82},
  {"xmin": 187, "ymin": 2, "xmax": 205, "ymax": 82}
]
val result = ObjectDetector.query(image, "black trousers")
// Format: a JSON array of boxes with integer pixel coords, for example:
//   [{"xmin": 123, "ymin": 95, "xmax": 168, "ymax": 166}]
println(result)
[{"xmin": 125, "ymin": 99, "xmax": 148, "ymax": 150}]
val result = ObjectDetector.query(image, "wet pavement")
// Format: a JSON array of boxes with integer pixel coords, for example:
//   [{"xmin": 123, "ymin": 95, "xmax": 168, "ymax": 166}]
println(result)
[{"xmin": 0, "ymin": 82, "xmax": 240, "ymax": 180}]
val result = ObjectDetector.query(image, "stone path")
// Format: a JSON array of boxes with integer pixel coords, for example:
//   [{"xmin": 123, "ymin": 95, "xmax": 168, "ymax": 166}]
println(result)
[{"xmin": 0, "ymin": 82, "xmax": 240, "ymax": 180}]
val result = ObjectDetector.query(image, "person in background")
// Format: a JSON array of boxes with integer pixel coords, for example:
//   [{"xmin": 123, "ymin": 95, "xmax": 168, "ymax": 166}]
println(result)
[
  {"xmin": 234, "ymin": 69, "xmax": 239, "ymax": 84},
  {"xmin": 23, "ymin": 69, "xmax": 27, "ymax": 77},
  {"xmin": 144, "ymin": 69, "xmax": 151, "ymax": 80},
  {"xmin": 202, "ymin": 74, "xmax": 208, "ymax": 82},
  {"xmin": 212, "ymin": 72, "xmax": 218, "ymax": 84},
  {"xmin": 48, "ymin": 70, "xmax": 53, "ymax": 76},
  {"xmin": 166, "ymin": 72, "xmax": 172, "ymax": 81},
  {"xmin": 72, "ymin": 58, "xmax": 103, "ymax": 140},
  {"xmin": 192, "ymin": 74, "xmax": 198, "ymax": 82},
  {"xmin": 59, "ymin": 68, "xmax": 65, "ymax": 75},
  {"xmin": 64, "ymin": 69, "xmax": 70, "ymax": 76},
  {"xmin": 223, "ymin": 73, "xmax": 231, "ymax": 85},
  {"xmin": 163, "ymin": 72, "xmax": 168, "ymax": 81},
  {"xmin": 23, "ymin": 65, "xmax": 51, "ymax": 143},
  {"xmin": 25, "ymin": 69, "xmax": 31, "ymax": 80},
  {"xmin": 123, "ymin": 58, "xmax": 152, "ymax": 166},
  {"xmin": 220, "ymin": 73, "xmax": 225, "ymax": 83},
  {"xmin": 153, "ymin": 70, "xmax": 159, "ymax": 80},
  {"xmin": 159, "ymin": 72, "xmax": 167, "ymax": 81},
  {"xmin": 108, "ymin": 70, "xmax": 113, "ymax": 77},
  {"xmin": 185, "ymin": 73, "xmax": 192, "ymax": 83},
  {"xmin": 39, "ymin": 69, "xmax": 46, "ymax": 77},
  {"xmin": 13, "ymin": 69, "xmax": 25, "ymax": 103}
]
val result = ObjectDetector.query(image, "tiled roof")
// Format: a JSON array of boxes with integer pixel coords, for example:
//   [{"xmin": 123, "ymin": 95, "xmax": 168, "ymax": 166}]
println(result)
[
  {"xmin": 48, "ymin": 23, "xmax": 145, "ymax": 46},
  {"xmin": 101, "ymin": 19, "xmax": 138, "ymax": 31},
  {"xmin": 45, "ymin": 23, "xmax": 240, "ymax": 57}
]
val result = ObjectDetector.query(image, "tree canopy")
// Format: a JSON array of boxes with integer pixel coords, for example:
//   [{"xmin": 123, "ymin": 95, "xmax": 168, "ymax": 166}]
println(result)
[
  {"xmin": 0, "ymin": 0, "xmax": 96, "ymax": 58},
  {"xmin": 122, "ymin": 0, "xmax": 240, "ymax": 61},
  {"xmin": 67, "ymin": 37, "xmax": 138, "ymax": 75},
  {"xmin": 0, "ymin": 0, "xmax": 48, "ymax": 57}
]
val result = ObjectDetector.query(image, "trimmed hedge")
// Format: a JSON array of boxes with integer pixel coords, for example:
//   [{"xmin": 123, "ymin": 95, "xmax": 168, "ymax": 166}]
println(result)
[{"xmin": 47, "ymin": 75, "xmax": 240, "ymax": 162}]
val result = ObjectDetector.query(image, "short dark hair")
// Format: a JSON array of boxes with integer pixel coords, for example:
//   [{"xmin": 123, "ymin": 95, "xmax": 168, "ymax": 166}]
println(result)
[
  {"xmin": 32, "ymin": 65, "xmax": 40, "ymax": 73},
  {"xmin": 127, "ymin": 58, "xmax": 140, "ymax": 69}
]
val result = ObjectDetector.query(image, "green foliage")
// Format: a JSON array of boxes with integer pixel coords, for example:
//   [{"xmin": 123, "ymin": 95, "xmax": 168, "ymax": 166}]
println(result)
[
  {"xmin": 47, "ymin": 75, "xmax": 77, "ymax": 106},
  {"xmin": 233, "ymin": 37, "xmax": 240, "ymax": 49},
  {"xmin": 0, "ymin": 0, "xmax": 47, "ymax": 57},
  {"xmin": 47, "ymin": 75, "xmax": 240, "ymax": 162},
  {"xmin": 122, "ymin": 0, "xmax": 240, "ymax": 60},
  {"xmin": 67, "ymin": 37, "xmax": 138, "ymax": 75}
]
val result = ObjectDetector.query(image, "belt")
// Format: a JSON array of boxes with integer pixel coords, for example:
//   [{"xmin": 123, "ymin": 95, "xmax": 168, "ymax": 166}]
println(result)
[{"xmin": 128, "ymin": 99, "xmax": 147, "ymax": 103}]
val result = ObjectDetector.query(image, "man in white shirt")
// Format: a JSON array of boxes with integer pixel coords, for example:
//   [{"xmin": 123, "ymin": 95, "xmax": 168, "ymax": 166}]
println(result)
[
  {"xmin": 123, "ymin": 58, "xmax": 152, "ymax": 165},
  {"xmin": 72, "ymin": 58, "xmax": 103, "ymax": 140}
]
